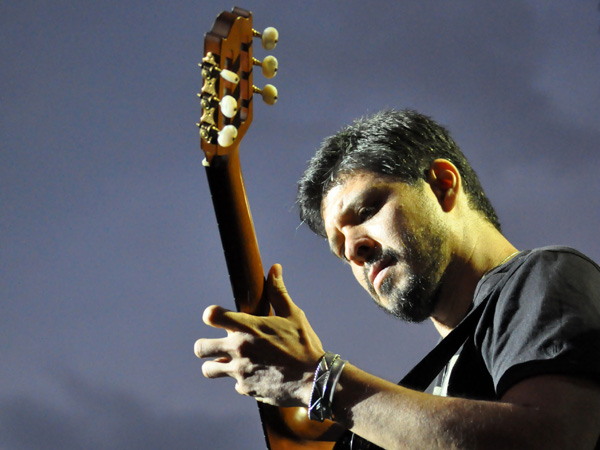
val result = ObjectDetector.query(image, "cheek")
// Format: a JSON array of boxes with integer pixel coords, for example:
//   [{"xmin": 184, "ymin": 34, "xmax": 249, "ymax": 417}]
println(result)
[
  {"xmin": 350, "ymin": 264, "xmax": 369, "ymax": 290},
  {"xmin": 375, "ymin": 207, "xmax": 409, "ymax": 246}
]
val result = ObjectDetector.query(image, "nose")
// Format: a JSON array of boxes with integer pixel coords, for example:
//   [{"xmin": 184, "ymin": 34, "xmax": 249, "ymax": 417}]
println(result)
[{"xmin": 344, "ymin": 230, "xmax": 376, "ymax": 265}]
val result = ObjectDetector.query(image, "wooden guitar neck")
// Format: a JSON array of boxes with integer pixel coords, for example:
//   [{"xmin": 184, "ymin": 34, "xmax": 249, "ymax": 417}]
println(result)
[
  {"xmin": 204, "ymin": 148, "xmax": 268, "ymax": 316},
  {"xmin": 199, "ymin": 7, "xmax": 338, "ymax": 449}
]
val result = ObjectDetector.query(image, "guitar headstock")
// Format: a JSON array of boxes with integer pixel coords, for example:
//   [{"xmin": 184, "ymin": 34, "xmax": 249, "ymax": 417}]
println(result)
[{"xmin": 198, "ymin": 7, "xmax": 278, "ymax": 165}]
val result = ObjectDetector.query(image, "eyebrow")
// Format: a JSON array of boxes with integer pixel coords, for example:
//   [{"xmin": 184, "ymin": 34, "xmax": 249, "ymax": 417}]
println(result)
[{"xmin": 338, "ymin": 185, "xmax": 385, "ymax": 219}]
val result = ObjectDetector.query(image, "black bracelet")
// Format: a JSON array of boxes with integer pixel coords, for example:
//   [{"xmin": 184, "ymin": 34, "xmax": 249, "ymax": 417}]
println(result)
[{"xmin": 308, "ymin": 352, "xmax": 347, "ymax": 422}]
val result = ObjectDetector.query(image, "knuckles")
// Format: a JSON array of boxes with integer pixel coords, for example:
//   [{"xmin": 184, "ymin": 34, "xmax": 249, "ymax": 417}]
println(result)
[
  {"xmin": 232, "ymin": 360, "xmax": 250, "ymax": 381},
  {"xmin": 234, "ymin": 332, "xmax": 258, "ymax": 358},
  {"xmin": 235, "ymin": 381, "xmax": 256, "ymax": 397}
]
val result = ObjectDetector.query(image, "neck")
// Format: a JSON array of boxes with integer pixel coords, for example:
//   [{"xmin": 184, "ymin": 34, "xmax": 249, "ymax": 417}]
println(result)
[{"xmin": 430, "ymin": 224, "xmax": 518, "ymax": 338}]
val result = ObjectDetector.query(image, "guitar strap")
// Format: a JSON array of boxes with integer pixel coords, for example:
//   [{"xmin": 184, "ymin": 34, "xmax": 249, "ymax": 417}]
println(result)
[
  {"xmin": 397, "ymin": 294, "xmax": 489, "ymax": 391},
  {"xmin": 332, "ymin": 298, "xmax": 488, "ymax": 449}
]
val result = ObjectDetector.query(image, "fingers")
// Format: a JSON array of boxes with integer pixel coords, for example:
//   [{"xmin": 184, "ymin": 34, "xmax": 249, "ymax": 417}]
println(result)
[
  {"xmin": 194, "ymin": 337, "xmax": 236, "ymax": 380},
  {"xmin": 202, "ymin": 304, "xmax": 255, "ymax": 333},
  {"xmin": 267, "ymin": 264, "xmax": 295, "ymax": 317},
  {"xmin": 204, "ymin": 264, "xmax": 299, "ymax": 323},
  {"xmin": 194, "ymin": 337, "xmax": 230, "ymax": 359},
  {"xmin": 201, "ymin": 359, "xmax": 232, "ymax": 379}
]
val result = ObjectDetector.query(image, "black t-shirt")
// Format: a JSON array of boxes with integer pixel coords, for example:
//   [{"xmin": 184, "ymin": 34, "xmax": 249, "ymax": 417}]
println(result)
[
  {"xmin": 337, "ymin": 247, "xmax": 600, "ymax": 450},
  {"xmin": 431, "ymin": 246, "xmax": 600, "ymax": 447}
]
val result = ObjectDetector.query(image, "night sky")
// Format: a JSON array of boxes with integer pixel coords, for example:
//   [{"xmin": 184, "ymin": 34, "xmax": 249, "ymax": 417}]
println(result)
[{"xmin": 2, "ymin": 1, "xmax": 600, "ymax": 449}]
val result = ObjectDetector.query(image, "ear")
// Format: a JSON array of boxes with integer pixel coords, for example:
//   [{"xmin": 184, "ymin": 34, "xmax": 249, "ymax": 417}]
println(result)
[{"xmin": 427, "ymin": 159, "xmax": 461, "ymax": 212}]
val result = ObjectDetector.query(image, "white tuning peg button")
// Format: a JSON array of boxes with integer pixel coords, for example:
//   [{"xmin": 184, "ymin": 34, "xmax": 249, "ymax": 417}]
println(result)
[
  {"xmin": 261, "ymin": 55, "xmax": 278, "ymax": 78},
  {"xmin": 220, "ymin": 69, "xmax": 239, "ymax": 84},
  {"xmin": 261, "ymin": 27, "xmax": 279, "ymax": 50},
  {"xmin": 220, "ymin": 95, "xmax": 238, "ymax": 118},
  {"xmin": 254, "ymin": 84, "xmax": 278, "ymax": 105},
  {"xmin": 217, "ymin": 125, "xmax": 238, "ymax": 147}
]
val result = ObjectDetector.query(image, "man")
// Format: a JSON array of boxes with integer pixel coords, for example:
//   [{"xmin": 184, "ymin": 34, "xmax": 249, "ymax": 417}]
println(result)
[{"xmin": 195, "ymin": 110, "xmax": 600, "ymax": 449}]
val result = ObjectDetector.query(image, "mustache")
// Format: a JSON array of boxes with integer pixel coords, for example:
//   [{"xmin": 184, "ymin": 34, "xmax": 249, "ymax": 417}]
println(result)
[{"xmin": 362, "ymin": 248, "xmax": 401, "ymax": 289}]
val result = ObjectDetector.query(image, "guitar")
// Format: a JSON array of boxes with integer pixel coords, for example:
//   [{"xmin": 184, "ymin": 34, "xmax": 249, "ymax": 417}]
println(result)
[{"xmin": 198, "ymin": 7, "xmax": 340, "ymax": 449}]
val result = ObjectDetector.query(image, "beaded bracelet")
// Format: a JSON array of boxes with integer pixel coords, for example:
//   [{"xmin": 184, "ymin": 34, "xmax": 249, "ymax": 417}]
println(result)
[{"xmin": 308, "ymin": 352, "xmax": 347, "ymax": 422}]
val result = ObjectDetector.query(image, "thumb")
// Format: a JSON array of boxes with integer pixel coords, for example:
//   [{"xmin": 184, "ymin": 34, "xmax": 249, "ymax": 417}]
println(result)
[{"xmin": 266, "ymin": 263, "xmax": 294, "ymax": 317}]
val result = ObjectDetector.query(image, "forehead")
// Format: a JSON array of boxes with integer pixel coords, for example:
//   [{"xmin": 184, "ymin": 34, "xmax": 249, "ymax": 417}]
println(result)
[{"xmin": 321, "ymin": 172, "xmax": 400, "ymax": 222}]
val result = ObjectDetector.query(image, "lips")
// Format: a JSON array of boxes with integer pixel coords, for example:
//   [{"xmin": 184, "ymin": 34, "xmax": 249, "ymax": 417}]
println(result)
[{"xmin": 368, "ymin": 256, "xmax": 394, "ymax": 293}]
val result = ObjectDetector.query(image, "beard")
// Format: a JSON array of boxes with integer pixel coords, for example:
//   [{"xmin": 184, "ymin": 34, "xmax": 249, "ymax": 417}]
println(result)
[{"xmin": 363, "ymin": 218, "xmax": 449, "ymax": 323}]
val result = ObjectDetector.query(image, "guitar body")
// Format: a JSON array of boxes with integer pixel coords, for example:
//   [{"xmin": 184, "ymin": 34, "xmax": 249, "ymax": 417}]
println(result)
[{"xmin": 199, "ymin": 7, "xmax": 339, "ymax": 449}]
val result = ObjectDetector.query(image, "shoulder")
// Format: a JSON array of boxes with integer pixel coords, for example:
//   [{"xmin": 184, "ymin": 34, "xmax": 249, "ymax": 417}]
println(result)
[
  {"xmin": 515, "ymin": 245, "xmax": 600, "ymax": 275},
  {"xmin": 474, "ymin": 246, "xmax": 600, "ymax": 396},
  {"xmin": 483, "ymin": 246, "xmax": 600, "ymax": 315},
  {"xmin": 502, "ymin": 246, "xmax": 600, "ymax": 318}
]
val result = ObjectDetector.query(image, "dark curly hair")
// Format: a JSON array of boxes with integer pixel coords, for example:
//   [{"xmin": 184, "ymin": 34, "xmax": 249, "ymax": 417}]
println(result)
[{"xmin": 297, "ymin": 109, "xmax": 500, "ymax": 237}]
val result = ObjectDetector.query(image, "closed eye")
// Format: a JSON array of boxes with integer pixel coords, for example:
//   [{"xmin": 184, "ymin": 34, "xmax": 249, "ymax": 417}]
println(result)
[{"xmin": 357, "ymin": 206, "xmax": 376, "ymax": 221}]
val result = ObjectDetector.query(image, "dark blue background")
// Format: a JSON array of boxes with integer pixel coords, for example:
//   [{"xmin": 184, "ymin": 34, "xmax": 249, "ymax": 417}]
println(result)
[{"xmin": 2, "ymin": 1, "xmax": 599, "ymax": 448}]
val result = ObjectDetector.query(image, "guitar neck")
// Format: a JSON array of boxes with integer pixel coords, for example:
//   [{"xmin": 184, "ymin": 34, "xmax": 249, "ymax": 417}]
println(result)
[
  {"xmin": 199, "ymin": 8, "xmax": 338, "ymax": 448},
  {"xmin": 204, "ymin": 148, "xmax": 269, "ymax": 316},
  {"xmin": 205, "ymin": 148, "xmax": 341, "ymax": 450}
]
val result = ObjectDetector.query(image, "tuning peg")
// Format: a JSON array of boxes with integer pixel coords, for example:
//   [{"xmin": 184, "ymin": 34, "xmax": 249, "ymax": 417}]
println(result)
[
  {"xmin": 220, "ymin": 69, "xmax": 239, "ymax": 84},
  {"xmin": 253, "ymin": 55, "xmax": 278, "ymax": 79},
  {"xmin": 219, "ymin": 95, "xmax": 238, "ymax": 118},
  {"xmin": 253, "ymin": 84, "xmax": 278, "ymax": 105},
  {"xmin": 200, "ymin": 53, "xmax": 240, "ymax": 85},
  {"xmin": 253, "ymin": 27, "xmax": 279, "ymax": 50},
  {"xmin": 197, "ymin": 122, "xmax": 238, "ymax": 148},
  {"xmin": 199, "ymin": 63, "xmax": 240, "ymax": 86},
  {"xmin": 217, "ymin": 124, "xmax": 238, "ymax": 147},
  {"xmin": 197, "ymin": 92, "xmax": 238, "ymax": 119}
]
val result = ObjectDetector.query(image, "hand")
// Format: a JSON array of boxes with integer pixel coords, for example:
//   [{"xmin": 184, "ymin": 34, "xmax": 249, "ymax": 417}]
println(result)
[{"xmin": 194, "ymin": 264, "xmax": 325, "ymax": 407}]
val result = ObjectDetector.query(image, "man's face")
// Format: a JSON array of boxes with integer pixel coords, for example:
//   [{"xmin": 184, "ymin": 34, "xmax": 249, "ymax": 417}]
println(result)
[{"xmin": 321, "ymin": 171, "xmax": 451, "ymax": 323}]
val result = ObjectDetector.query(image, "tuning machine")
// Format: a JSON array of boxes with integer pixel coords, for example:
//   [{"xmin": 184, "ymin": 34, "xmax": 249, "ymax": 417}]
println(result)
[
  {"xmin": 251, "ymin": 26, "xmax": 279, "ymax": 105},
  {"xmin": 200, "ymin": 53, "xmax": 240, "ymax": 89},
  {"xmin": 197, "ymin": 93, "xmax": 239, "ymax": 147},
  {"xmin": 198, "ymin": 122, "xmax": 238, "ymax": 149},
  {"xmin": 198, "ymin": 92, "xmax": 238, "ymax": 119},
  {"xmin": 253, "ymin": 84, "xmax": 278, "ymax": 105},
  {"xmin": 252, "ymin": 55, "xmax": 278, "ymax": 79},
  {"xmin": 198, "ymin": 51, "xmax": 241, "ymax": 148},
  {"xmin": 253, "ymin": 27, "xmax": 278, "ymax": 50},
  {"xmin": 198, "ymin": 24, "xmax": 280, "ymax": 150},
  {"xmin": 200, "ymin": 53, "xmax": 239, "ymax": 83}
]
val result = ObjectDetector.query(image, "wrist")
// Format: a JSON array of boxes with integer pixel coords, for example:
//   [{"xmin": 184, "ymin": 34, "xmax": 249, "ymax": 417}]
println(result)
[{"xmin": 307, "ymin": 351, "xmax": 348, "ymax": 422}]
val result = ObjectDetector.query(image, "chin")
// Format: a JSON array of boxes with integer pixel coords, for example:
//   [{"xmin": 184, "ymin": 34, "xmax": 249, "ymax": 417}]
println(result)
[
  {"xmin": 391, "ymin": 303, "xmax": 432, "ymax": 323},
  {"xmin": 370, "ymin": 294, "xmax": 430, "ymax": 323},
  {"xmin": 378, "ymin": 282, "xmax": 440, "ymax": 324}
]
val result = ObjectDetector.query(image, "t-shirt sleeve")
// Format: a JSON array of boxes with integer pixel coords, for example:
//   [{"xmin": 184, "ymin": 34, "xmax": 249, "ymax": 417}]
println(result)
[{"xmin": 479, "ymin": 248, "xmax": 600, "ymax": 397}]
